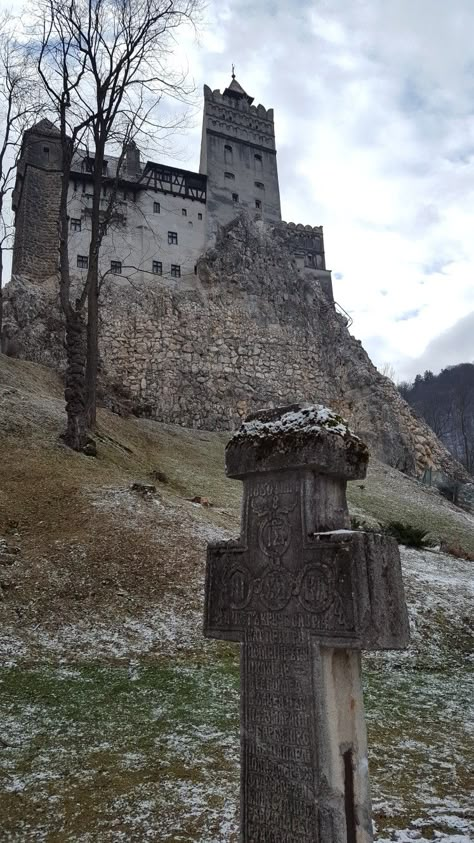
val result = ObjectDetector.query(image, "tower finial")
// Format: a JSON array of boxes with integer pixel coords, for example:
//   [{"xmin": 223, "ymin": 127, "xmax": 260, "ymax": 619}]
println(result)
[{"xmin": 232, "ymin": 63, "xmax": 235, "ymax": 80}]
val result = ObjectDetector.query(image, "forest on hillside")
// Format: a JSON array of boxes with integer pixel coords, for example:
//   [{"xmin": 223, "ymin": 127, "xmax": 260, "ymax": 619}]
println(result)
[{"xmin": 399, "ymin": 363, "xmax": 474, "ymax": 475}]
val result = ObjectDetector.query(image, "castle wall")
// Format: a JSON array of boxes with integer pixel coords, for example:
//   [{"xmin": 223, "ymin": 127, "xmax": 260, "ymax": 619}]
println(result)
[
  {"xmin": 274, "ymin": 222, "xmax": 334, "ymax": 301},
  {"xmin": 12, "ymin": 129, "xmax": 62, "ymax": 279},
  {"xmin": 67, "ymin": 184, "xmax": 206, "ymax": 284},
  {"xmin": 201, "ymin": 85, "xmax": 281, "ymax": 240}
]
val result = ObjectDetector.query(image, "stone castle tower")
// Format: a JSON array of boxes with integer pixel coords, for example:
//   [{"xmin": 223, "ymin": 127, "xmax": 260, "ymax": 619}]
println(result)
[
  {"xmin": 199, "ymin": 74, "xmax": 282, "ymax": 239},
  {"xmin": 12, "ymin": 119, "xmax": 63, "ymax": 279}
]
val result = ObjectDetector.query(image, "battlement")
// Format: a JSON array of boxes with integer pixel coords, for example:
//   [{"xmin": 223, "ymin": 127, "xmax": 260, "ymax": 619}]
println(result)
[
  {"xmin": 203, "ymin": 84, "xmax": 274, "ymax": 124},
  {"xmin": 278, "ymin": 221, "xmax": 324, "ymax": 233},
  {"xmin": 273, "ymin": 220, "xmax": 326, "ymax": 261}
]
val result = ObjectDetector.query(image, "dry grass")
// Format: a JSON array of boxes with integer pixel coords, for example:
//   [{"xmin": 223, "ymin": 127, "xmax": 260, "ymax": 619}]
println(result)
[{"xmin": 1, "ymin": 352, "xmax": 473, "ymax": 650}]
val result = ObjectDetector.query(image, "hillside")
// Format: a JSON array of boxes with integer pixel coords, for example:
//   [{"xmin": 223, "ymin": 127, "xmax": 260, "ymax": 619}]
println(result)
[{"xmin": 0, "ymin": 354, "xmax": 473, "ymax": 842}]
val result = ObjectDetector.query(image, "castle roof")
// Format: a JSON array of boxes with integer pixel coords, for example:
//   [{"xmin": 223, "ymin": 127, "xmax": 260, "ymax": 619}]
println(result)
[
  {"xmin": 223, "ymin": 75, "xmax": 254, "ymax": 105},
  {"xmin": 25, "ymin": 118, "xmax": 61, "ymax": 138}
]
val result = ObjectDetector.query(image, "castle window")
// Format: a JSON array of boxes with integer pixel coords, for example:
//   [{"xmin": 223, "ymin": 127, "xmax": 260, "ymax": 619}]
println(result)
[
  {"xmin": 70, "ymin": 218, "xmax": 81, "ymax": 232},
  {"xmin": 110, "ymin": 260, "xmax": 122, "ymax": 275},
  {"xmin": 254, "ymin": 153, "xmax": 263, "ymax": 172},
  {"xmin": 255, "ymin": 181, "xmax": 264, "ymax": 190},
  {"xmin": 153, "ymin": 201, "xmax": 160, "ymax": 214},
  {"xmin": 198, "ymin": 213, "xmax": 202, "ymax": 220},
  {"xmin": 152, "ymin": 260, "xmax": 162, "ymax": 275},
  {"xmin": 224, "ymin": 144, "xmax": 233, "ymax": 164},
  {"xmin": 168, "ymin": 231, "xmax": 178, "ymax": 245},
  {"xmin": 170, "ymin": 264, "xmax": 181, "ymax": 278},
  {"xmin": 232, "ymin": 193, "xmax": 239, "ymax": 203},
  {"xmin": 224, "ymin": 172, "xmax": 235, "ymax": 180},
  {"xmin": 255, "ymin": 199, "xmax": 262, "ymax": 210},
  {"xmin": 182, "ymin": 208, "xmax": 187, "ymax": 216},
  {"xmin": 84, "ymin": 157, "xmax": 94, "ymax": 173},
  {"xmin": 77, "ymin": 255, "xmax": 88, "ymax": 269},
  {"xmin": 43, "ymin": 146, "xmax": 50, "ymax": 160}
]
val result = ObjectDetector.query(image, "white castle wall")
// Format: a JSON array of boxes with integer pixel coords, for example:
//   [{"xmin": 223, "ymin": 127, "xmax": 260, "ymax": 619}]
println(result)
[{"xmin": 67, "ymin": 183, "xmax": 206, "ymax": 285}]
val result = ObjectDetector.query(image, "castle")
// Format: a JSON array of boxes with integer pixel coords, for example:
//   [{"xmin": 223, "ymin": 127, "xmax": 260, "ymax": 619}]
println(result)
[
  {"xmin": 11, "ymin": 73, "xmax": 333, "ymax": 301},
  {"xmin": 6, "ymin": 72, "xmax": 469, "ymax": 493}
]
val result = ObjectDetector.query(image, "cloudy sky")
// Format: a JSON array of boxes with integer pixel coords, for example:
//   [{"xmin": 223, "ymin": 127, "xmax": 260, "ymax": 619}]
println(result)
[{"xmin": 164, "ymin": 0, "xmax": 474, "ymax": 380}]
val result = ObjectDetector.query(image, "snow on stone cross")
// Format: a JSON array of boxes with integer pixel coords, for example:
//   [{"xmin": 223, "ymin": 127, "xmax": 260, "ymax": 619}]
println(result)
[{"xmin": 204, "ymin": 404, "xmax": 410, "ymax": 843}]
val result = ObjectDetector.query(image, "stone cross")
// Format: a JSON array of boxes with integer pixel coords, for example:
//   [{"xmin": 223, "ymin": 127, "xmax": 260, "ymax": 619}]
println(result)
[{"xmin": 204, "ymin": 404, "xmax": 410, "ymax": 843}]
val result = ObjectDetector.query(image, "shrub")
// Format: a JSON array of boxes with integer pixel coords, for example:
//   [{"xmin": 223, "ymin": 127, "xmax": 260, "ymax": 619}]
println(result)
[
  {"xmin": 384, "ymin": 520, "xmax": 429, "ymax": 548},
  {"xmin": 438, "ymin": 480, "xmax": 464, "ymax": 505}
]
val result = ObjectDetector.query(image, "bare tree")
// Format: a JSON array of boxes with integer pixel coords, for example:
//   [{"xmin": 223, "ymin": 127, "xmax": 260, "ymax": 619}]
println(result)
[
  {"xmin": 34, "ymin": 0, "xmax": 199, "ymax": 448},
  {"xmin": 379, "ymin": 361, "xmax": 396, "ymax": 382},
  {"xmin": 0, "ymin": 18, "xmax": 41, "ymax": 347}
]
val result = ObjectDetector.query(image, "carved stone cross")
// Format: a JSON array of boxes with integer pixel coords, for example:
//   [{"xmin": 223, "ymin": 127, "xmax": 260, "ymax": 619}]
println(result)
[{"xmin": 204, "ymin": 404, "xmax": 410, "ymax": 843}]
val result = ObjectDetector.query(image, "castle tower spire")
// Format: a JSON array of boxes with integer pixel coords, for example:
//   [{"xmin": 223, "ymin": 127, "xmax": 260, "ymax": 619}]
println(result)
[{"xmin": 223, "ymin": 72, "xmax": 254, "ymax": 105}]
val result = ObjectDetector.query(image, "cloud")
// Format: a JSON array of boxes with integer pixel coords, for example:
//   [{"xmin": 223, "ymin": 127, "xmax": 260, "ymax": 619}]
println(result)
[
  {"xmin": 395, "ymin": 309, "xmax": 422, "ymax": 322},
  {"xmin": 397, "ymin": 310, "xmax": 474, "ymax": 379}
]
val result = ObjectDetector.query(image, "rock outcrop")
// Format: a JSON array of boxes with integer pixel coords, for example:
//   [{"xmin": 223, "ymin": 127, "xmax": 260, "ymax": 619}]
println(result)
[{"xmin": 2, "ymin": 215, "xmax": 470, "ymax": 484}]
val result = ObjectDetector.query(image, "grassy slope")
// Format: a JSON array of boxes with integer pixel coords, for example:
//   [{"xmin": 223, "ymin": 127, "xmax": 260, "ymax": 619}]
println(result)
[{"xmin": 0, "ymin": 354, "xmax": 473, "ymax": 842}]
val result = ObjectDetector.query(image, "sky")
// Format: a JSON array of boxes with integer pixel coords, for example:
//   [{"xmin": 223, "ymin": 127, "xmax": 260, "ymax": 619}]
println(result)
[
  {"xmin": 164, "ymin": 0, "xmax": 474, "ymax": 381},
  {"xmin": 3, "ymin": 0, "xmax": 474, "ymax": 381}
]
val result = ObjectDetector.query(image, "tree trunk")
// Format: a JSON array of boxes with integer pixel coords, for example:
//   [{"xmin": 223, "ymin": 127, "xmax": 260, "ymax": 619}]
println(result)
[
  {"xmin": 64, "ymin": 307, "xmax": 88, "ymax": 451},
  {"xmin": 0, "ymin": 245, "xmax": 3, "ymax": 352},
  {"xmin": 85, "ymin": 274, "xmax": 99, "ymax": 428},
  {"xmin": 85, "ymin": 142, "xmax": 104, "ymax": 430}
]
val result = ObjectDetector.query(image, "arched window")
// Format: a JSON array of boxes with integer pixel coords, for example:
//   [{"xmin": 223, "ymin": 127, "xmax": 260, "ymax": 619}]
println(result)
[
  {"xmin": 224, "ymin": 144, "xmax": 233, "ymax": 164},
  {"xmin": 254, "ymin": 153, "xmax": 263, "ymax": 173}
]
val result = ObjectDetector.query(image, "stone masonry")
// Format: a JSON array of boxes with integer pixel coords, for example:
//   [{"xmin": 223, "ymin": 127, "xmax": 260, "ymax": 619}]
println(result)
[{"xmin": 12, "ymin": 120, "xmax": 63, "ymax": 279}]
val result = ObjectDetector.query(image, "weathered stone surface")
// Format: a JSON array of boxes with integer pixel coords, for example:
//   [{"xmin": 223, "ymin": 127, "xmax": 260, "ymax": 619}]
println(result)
[{"xmin": 204, "ymin": 405, "xmax": 409, "ymax": 842}]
